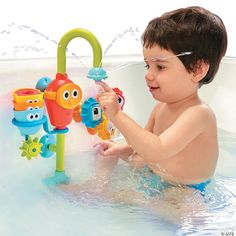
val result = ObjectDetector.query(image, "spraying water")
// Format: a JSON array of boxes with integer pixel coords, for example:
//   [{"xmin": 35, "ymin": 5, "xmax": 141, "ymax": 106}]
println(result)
[{"xmin": 0, "ymin": 23, "xmax": 144, "ymax": 74}]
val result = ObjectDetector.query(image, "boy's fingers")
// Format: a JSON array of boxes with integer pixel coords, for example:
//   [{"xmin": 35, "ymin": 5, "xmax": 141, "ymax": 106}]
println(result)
[
  {"xmin": 93, "ymin": 142, "xmax": 107, "ymax": 149},
  {"xmin": 104, "ymin": 149, "xmax": 111, "ymax": 156},
  {"xmin": 95, "ymin": 81, "xmax": 113, "ymax": 92}
]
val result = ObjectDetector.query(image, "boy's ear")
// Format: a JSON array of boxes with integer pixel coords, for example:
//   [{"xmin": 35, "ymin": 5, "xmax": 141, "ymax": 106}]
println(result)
[{"xmin": 191, "ymin": 60, "xmax": 210, "ymax": 83}]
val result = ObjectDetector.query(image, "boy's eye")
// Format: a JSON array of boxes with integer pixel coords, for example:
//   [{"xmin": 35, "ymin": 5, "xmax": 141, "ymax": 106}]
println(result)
[
  {"xmin": 144, "ymin": 64, "xmax": 149, "ymax": 69},
  {"xmin": 157, "ymin": 65, "xmax": 165, "ymax": 70}
]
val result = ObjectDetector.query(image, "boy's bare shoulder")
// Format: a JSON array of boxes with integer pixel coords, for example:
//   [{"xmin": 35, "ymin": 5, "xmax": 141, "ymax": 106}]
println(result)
[
  {"xmin": 154, "ymin": 101, "xmax": 215, "ymax": 114},
  {"xmin": 187, "ymin": 102, "xmax": 215, "ymax": 115},
  {"xmin": 182, "ymin": 103, "xmax": 216, "ymax": 124}
]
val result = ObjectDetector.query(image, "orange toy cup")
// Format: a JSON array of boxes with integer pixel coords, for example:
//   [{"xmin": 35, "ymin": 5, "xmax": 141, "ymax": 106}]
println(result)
[{"xmin": 13, "ymin": 100, "xmax": 44, "ymax": 111}]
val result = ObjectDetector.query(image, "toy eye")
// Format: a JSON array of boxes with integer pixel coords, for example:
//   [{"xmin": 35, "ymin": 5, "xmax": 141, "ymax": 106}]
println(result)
[
  {"xmin": 26, "ymin": 99, "xmax": 33, "ymax": 103},
  {"xmin": 72, "ymin": 89, "xmax": 79, "ymax": 98},
  {"xmin": 27, "ymin": 107, "xmax": 34, "ymax": 110},
  {"xmin": 34, "ymin": 113, "xmax": 40, "ymax": 120},
  {"xmin": 27, "ymin": 113, "xmax": 35, "ymax": 121},
  {"xmin": 34, "ymin": 106, "xmax": 39, "ymax": 109},
  {"xmin": 117, "ymin": 96, "xmax": 124, "ymax": 107},
  {"xmin": 34, "ymin": 99, "xmax": 39, "ymax": 103},
  {"xmin": 63, "ymin": 90, "xmax": 70, "ymax": 100}
]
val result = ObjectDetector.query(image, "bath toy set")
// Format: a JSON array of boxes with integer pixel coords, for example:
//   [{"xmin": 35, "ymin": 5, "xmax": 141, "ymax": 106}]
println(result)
[{"xmin": 12, "ymin": 28, "xmax": 125, "ymax": 185}]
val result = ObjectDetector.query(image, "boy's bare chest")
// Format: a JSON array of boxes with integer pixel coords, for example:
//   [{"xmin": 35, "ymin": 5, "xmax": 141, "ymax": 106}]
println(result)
[{"xmin": 153, "ymin": 107, "xmax": 181, "ymax": 135}]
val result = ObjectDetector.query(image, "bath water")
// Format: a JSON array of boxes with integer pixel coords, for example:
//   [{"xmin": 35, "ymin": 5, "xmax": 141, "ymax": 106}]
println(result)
[{"xmin": 0, "ymin": 24, "xmax": 236, "ymax": 235}]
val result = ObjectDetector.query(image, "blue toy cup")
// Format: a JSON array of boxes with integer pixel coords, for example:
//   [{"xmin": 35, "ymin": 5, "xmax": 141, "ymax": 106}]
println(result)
[
  {"xmin": 14, "ymin": 107, "xmax": 44, "ymax": 122},
  {"xmin": 12, "ymin": 107, "xmax": 46, "ymax": 136}
]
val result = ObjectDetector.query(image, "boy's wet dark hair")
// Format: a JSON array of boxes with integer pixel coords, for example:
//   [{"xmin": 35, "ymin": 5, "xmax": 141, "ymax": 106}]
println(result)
[{"xmin": 141, "ymin": 6, "xmax": 228, "ymax": 86}]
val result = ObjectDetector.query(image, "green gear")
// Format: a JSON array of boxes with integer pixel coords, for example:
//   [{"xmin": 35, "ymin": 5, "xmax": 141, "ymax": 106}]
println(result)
[{"xmin": 19, "ymin": 136, "xmax": 43, "ymax": 160}]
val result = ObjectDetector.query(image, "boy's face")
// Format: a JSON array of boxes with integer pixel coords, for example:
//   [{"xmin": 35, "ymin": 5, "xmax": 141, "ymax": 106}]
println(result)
[{"xmin": 143, "ymin": 45, "xmax": 199, "ymax": 103}]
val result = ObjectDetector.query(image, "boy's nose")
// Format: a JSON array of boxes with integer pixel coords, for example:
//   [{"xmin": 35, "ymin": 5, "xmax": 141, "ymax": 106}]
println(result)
[{"xmin": 145, "ymin": 70, "xmax": 155, "ymax": 81}]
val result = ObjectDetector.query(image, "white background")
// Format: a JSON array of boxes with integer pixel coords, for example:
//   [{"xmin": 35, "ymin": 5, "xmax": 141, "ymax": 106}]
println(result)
[{"xmin": 0, "ymin": 0, "xmax": 235, "ymax": 59}]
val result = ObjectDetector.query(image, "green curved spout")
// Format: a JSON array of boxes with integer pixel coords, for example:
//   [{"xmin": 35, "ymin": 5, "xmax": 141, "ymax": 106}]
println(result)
[
  {"xmin": 57, "ymin": 28, "xmax": 103, "ymax": 74},
  {"xmin": 53, "ymin": 28, "xmax": 103, "ymax": 177}
]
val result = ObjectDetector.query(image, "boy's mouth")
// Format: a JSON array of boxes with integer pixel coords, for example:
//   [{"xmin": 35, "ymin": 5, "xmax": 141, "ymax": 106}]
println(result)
[{"xmin": 148, "ymin": 86, "xmax": 160, "ymax": 91}]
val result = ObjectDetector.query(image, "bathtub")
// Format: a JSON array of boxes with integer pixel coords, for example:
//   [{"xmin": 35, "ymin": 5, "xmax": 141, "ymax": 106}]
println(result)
[{"xmin": 0, "ymin": 56, "xmax": 236, "ymax": 235}]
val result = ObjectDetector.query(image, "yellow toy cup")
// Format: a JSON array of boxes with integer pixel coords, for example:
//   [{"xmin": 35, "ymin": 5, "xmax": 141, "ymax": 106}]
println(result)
[{"xmin": 13, "ymin": 88, "xmax": 43, "ymax": 103}]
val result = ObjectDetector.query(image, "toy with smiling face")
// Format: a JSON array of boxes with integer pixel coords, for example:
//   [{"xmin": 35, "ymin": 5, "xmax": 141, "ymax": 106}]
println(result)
[
  {"xmin": 12, "ymin": 28, "xmax": 109, "ymax": 185},
  {"xmin": 44, "ymin": 73, "xmax": 82, "ymax": 130},
  {"xmin": 12, "ymin": 88, "xmax": 46, "ymax": 136}
]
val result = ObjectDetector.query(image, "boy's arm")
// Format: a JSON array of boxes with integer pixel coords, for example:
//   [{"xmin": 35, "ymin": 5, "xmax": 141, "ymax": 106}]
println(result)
[
  {"xmin": 101, "ymin": 107, "xmax": 157, "ymax": 157},
  {"xmin": 112, "ymin": 105, "xmax": 213, "ymax": 163},
  {"xmin": 96, "ymin": 81, "xmax": 214, "ymax": 163},
  {"xmin": 117, "ymin": 104, "xmax": 158, "ymax": 158}
]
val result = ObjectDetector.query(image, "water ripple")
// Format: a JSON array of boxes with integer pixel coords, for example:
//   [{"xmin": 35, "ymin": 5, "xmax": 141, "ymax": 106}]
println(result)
[{"xmin": 175, "ymin": 175, "xmax": 236, "ymax": 235}]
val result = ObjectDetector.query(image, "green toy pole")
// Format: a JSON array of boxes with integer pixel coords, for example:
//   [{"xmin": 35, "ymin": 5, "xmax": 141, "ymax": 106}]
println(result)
[
  {"xmin": 55, "ymin": 28, "xmax": 103, "ymax": 175},
  {"xmin": 44, "ymin": 28, "xmax": 103, "ymax": 185},
  {"xmin": 57, "ymin": 28, "xmax": 103, "ymax": 74},
  {"xmin": 56, "ymin": 134, "xmax": 65, "ymax": 172}
]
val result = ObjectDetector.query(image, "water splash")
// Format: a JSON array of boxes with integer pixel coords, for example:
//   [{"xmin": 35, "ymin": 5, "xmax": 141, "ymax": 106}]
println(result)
[
  {"xmin": 0, "ymin": 23, "xmax": 143, "ymax": 74},
  {"xmin": 0, "ymin": 23, "xmax": 56, "ymax": 58},
  {"xmin": 0, "ymin": 23, "xmax": 86, "ymax": 68},
  {"xmin": 106, "ymin": 59, "xmax": 143, "ymax": 76},
  {"xmin": 103, "ymin": 26, "xmax": 141, "ymax": 56}
]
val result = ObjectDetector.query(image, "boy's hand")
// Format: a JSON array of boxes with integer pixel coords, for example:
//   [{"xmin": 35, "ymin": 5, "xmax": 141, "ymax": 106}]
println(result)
[
  {"xmin": 94, "ymin": 141, "xmax": 133, "ymax": 157},
  {"xmin": 96, "ymin": 81, "xmax": 120, "ymax": 121},
  {"xmin": 94, "ymin": 141, "xmax": 120, "ymax": 157}
]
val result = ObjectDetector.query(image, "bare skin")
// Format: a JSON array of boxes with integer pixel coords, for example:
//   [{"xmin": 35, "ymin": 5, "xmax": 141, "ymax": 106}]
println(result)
[{"xmin": 95, "ymin": 45, "xmax": 218, "ymax": 186}]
